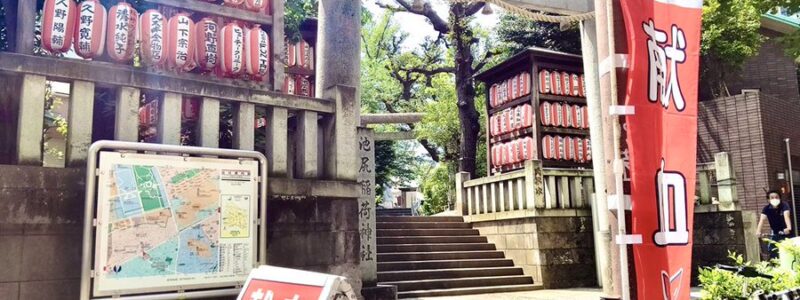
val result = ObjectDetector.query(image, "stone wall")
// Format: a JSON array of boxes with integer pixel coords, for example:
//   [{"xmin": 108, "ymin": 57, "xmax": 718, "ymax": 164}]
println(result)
[
  {"xmin": 471, "ymin": 212, "xmax": 596, "ymax": 289},
  {"xmin": 691, "ymin": 210, "xmax": 749, "ymax": 286},
  {"xmin": 0, "ymin": 165, "xmax": 362, "ymax": 300}
]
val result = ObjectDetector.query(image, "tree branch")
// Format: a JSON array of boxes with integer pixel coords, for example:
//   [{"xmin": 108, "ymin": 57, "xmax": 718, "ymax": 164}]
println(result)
[
  {"xmin": 383, "ymin": 0, "xmax": 451, "ymax": 34},
  {"xmin": 473, "ymin": 49, "xmax": 499, "ymax": 73},
  {"xmin": 465, "ymin": 2, "xmax": 486, "ymax": 16},
  {"xmin": 402, "ymin": 66, "xmax": 456, "ymax": 76}
]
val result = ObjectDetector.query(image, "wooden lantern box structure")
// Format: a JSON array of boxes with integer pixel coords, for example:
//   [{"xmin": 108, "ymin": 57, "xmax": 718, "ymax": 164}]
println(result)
[{"xmin": 475, "ymin": 47, "xmax": 591, "ymax": 176}]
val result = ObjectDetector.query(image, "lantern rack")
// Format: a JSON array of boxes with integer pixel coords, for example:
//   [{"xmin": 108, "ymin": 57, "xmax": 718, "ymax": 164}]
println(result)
[
  {"xmin": 144, "ymin": 0, "xmax": 274, "ymax": 26},
  {"xmin": 475, "ymin": 47, "xmax": 592, "ymax": 176}
]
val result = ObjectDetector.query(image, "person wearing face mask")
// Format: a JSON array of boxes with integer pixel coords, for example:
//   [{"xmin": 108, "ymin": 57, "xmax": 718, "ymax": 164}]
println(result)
[{"xmin": 755, "ymin": 190, "xmax": 793, "ymax": 259}]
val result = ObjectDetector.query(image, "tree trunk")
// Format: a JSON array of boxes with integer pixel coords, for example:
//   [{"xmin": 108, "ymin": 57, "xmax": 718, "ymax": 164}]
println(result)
[{"xmin": 451, "ymin": 5, "xmax": 480, "ymax": 177}]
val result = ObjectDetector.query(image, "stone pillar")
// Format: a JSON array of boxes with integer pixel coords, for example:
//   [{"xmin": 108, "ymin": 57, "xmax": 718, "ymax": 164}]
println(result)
[
  {"xmin": 16, "ymin": 74, "xmax": 46, "ymax": 165},
  {"xmin": 356, "ymin": 128, "xmax": 376, "ymax": 285},
  {"xmin": 66, "ymin": 81, "xmax": 95, "ymax": 167},
  {"xmin": 715, "ymin": 152, "xmax": 737, "ymax": 211},
  {"xmin": 316, "ymin": 0, "xmax": 361, "ymax": 119},
  {"xmin": 322, "ymin": 85, "xmax": 358, "ymax": 181},
  {"xmin": 455, "ymin": 172, "xmax": 471, "ymax": 216}
]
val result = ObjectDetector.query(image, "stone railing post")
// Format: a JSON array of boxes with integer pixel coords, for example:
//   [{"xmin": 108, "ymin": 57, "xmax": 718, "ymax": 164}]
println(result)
[
  {"xmin": 714, "ymin": 152, "xmax": 736, "ymax": 211},
  {"xmin": 525, "ymin": 160, "xmax": 545, "ymax": 209},
  {"xmin": 322, "ymin": 85, "xmax": 358, "ymax": 181},
  {"xmin": 455, "ymin": 172, "xmax": 470, "ymax": 216}
]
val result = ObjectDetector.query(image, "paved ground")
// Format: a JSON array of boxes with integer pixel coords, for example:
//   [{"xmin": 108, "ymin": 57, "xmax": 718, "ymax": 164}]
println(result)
[{"xmin": 408, "ymin": 287, "xmax": 705, "ymax": 300}]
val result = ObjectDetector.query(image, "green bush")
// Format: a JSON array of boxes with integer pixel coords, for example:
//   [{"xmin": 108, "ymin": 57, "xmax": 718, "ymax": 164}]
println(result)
[{"xmin": 698, "ymin": 251, "xmax": 800, "ymax": 299}]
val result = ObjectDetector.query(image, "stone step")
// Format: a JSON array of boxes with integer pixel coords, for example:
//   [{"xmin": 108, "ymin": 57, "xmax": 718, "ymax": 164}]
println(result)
[
  {"xmin": 377, "ymin": 235, "xmax": 487, "ymax": 245},
  {"xmin": 377, "ymin": 243, "xmax": 495, "ymax": 253},
  {"xmin": 378, "ymin": 250, "xmax": 505, "ymax": 262},
  {"xmin": 381, "ymin": 275, "xmax": 534, "ymax": 292},
  {"xmin": 377, "ymin": 258, "xmax": 515, "ymax": 272},
  {"xmin": 377, "ymin": 266, "xmax": 524, "ymax": 282},
  {"xmin": 376, "ymin": 216, "xmax": 464, "ymax": 223},
  {"xmin": 376, "ymin": 221, "xmax": 472, "ymax": 229},
  {"xmin": 396, "ymin": 284, "xmax": 543, "ymax": 298},
  {"xmin": 377, "ymin": 228, "xmax": 479, "ymax": 237}
]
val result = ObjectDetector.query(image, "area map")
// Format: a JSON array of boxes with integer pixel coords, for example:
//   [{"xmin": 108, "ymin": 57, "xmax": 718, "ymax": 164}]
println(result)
[{"xmin": 94, "ymin": 152, "xmax": 258, "ymax": 295}]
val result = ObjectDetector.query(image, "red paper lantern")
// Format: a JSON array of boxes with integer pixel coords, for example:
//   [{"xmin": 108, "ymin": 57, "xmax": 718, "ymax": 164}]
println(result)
[
  {"xmin": 224, "ymin": 0, "xmax": 245, "ymax": 6},
  {"xmin": 551, "ymin": 72, "xmax": 562, "ymax": 95},
  {"xmin": 519, "ymin": 104, "xmax": 532, "ymax": 128},
  {"xmin": 539, "ymin": 70, "xmax": 551, "ymax": 94},
  {"xmin": 574, "ymin": 138, "xmax": 585, "ymax": 163},
  {"xmin": 74, "ymin": 0, "xmax": 106, "ymax": 59},
  {"xmin": 510, "ymin": 74, "xmax": 519, "ymax": 100},
  {"xmin": 219, "ymin": 22, "xmax": 245, "ymax": 76},
  {"xmin": 283, "ymin": 75, "xmax": 296, "ymax": 94},
  {"xmin": 552, "ymin": 102, "xmax": 563, "ymax": 127},
  {"xmin": 572, "ymin": 105, "xmax": 582, "ymax": 129},
  {"xmin": 571, "ymin": 74, "xmax": 581, "ymax": 97},
  {"xmin": 508, "ymin": 108, "xmax": 517, "ymax": 132},
  {"xmin": 542, "ymin": 135, "xmax": 555, "ymax": 159},
  {"xmin": 489, "ymin": 115, "xmax": 498, "ymax": 137},
  {"xmin": 245, "ymin": 25, "xmax": 270, "ymax": 78},
  {"xmin": 519, "ymin": 72, "xmax": 531, "ymax": 96},
  {"xmin": 167, "ymin": 14, "xmax": 196, "ymax": 71},
  {"xmin": 563, "ymin": 104, "xmax": 574, "ymax": 128},
  {"xmin": 43, "ymin": 0, "xmax": 78, "ymax": 53},
  {"xmin": 556, "ymin": 136, "xmax": 566, "ymax": 160},
  {"xmin": 298, "ymin": 39, "xmax": 314, "ymax": 71},
  {"xmin": 287, "ymin": 41, "xmax": 298, "ymax": 67},
  {"xmin": 562, "ymin": 71, "xmax": 572, "ymax": 96},
  {"xmin": 580, "ymin": 74, "xmax": 586, "ymax": 97},
  {"xmin": 107, "ymin": 2, "xmax": 137, "ymax": 62},
  {"xmin": 565, "ymin": 136, "xmax": 576, "ymax": 161},
  {"xmin": 245, "ymin": 0, "xmax": 269, "ymax": 12},
  {"xmin": 489, "ymin": 84, "xmax": 498, "ymax": 108},
  {"xmin": 295, "ymin": 75, "xmax": 313, "ymax": 97},
  {"xmin": 540, "ymin": 102, "xmax": 552, "ymax": 126},
  {"xmin": 490, "ymin": 145, "xmax": 498, "ymax": 168},
  {"xmin": 138, "ymin": 9, "xmax": 166, "ymax": 66},
  {"xmin": 585, "ymin": 138, "xmax": 592, "ymax": 161},
  {"xmin": 195, "ymin": 18, "xmax": 219, "ymax": 71}
]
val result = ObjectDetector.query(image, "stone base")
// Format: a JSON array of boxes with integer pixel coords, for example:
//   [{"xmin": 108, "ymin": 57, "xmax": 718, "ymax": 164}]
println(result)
[
  {"xmin": 470, "ymin": 213, "xmax": 597, "ymax": 289},
  {"xmin": 361, "ymin": 285, "xmax": 397, "ymax": 300}
]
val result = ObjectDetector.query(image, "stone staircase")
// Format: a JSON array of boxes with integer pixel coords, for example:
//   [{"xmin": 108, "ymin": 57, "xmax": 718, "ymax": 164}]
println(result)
[
  {"xmin": 376, "ymin": 207, "xmax": 413, "ymax": 217},
  {"xmin": 376, "ymin": 216, "xmax": 541, "ymax": 298}
]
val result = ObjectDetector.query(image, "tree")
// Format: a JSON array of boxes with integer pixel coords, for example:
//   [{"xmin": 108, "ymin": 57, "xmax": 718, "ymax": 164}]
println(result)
[
  {"xmin": 495, "ymin": 13, "xmax": 581, "ymax": 56},
  {"xmin": 700, "ymin": 0, "xmax": 800, "ymax": 98},
  {"xmin": 375, "ymin": 0, "xmax": 497, "ymax": 178}
]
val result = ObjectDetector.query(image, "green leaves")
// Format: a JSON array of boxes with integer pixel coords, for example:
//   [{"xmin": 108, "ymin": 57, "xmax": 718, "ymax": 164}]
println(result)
[{"xmin": 698, "ymin": 250, "xmax": 800, "ymax": 299}]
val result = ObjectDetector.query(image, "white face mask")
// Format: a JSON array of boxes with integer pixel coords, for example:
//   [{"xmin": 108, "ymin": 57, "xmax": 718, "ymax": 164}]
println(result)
[{"xmin": 770, "ymin": 199, "xmax": 781, "ymax": 207}]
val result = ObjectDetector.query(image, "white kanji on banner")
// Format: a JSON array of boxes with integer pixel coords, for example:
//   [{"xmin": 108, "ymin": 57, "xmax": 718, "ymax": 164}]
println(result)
[
  {"xmin": 643, "ymin": 19, "xmax": 687, "ymax": 111},
  {"xmin": 654, "ymin": 159, "xmax": 689, "ymax": 246}
]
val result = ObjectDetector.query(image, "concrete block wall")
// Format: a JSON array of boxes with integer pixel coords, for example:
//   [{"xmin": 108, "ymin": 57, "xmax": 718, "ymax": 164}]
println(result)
[
  {"xmin": 690, "ymin": 211, "xmax": 748, "ymax": 286},
  {"xmin": 471, "ymin": 214, "xmax": 596, "ymax": 289},
  {"xmin": 0, "ymin": 165, "xmax": 362, "ymax": 300},
  {"xmin": 0, "ymin": 165, "xmax": 85, "ymax": 300}
]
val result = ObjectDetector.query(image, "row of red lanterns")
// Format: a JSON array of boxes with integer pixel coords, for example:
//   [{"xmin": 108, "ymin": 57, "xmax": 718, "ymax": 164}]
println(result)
[
  {"xmin": 490, "ymin": 137, "xmax": 534, "ymax": 168},
  {"xmin": 540, "ymin": 102, "xmax": 589, "ymax": 129},
  {"xmin": 287, "ymin": 38, "xmax": 314, "ymax": 71},
  {"xmin": 538, "ymin": 69, "xmax": 585, "ymax": 97},
  {"xmin": 489, "ymin": 72, "xmax": 531, "ymax": 108},
  {"xmin": 42, "ymin": 0, "xmax": 270, "ymax": 78},
  {"xmin": 213, "ymin": 0, "xmax": 271, "ymax": 12},
  {"xmin": 541, "ymin": 135, "xmax": 592, "ymax": 162},
  {"xmin": 489, "ymin": 104, "xmax": 532, "ymax": 137},
  {"xmin": 283, "ymin": 74, "xmax": 314, "ymax": 97}
]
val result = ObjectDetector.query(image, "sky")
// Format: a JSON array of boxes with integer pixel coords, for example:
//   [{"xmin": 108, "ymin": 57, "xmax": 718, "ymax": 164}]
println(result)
[{"xmin": 363, "ymin": 0, "xmax": 503, "ymax": 49}]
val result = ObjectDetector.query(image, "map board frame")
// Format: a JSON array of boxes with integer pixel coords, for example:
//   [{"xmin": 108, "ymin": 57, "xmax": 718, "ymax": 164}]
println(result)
[{"xmin": 79, "ymin": 141, "xmax": 269, "ymax": 300}]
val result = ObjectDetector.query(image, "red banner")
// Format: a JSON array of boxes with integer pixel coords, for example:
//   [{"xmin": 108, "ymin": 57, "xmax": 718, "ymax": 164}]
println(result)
[{"xmin": 620, "ymin": 0, "xmax": 703, "ymax": 299}]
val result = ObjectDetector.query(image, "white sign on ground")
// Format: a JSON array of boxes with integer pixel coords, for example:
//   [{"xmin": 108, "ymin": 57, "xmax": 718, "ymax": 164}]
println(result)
[{"xmin": 93, "ymin": 152, "xmax": 259, "ymax": 296}]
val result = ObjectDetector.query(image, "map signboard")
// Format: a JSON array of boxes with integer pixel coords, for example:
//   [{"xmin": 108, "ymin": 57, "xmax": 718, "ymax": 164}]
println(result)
[{"xmin": 92, "ymin": 151, "xmax": 260, "ymax": 297}]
